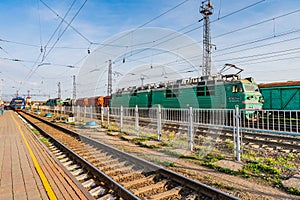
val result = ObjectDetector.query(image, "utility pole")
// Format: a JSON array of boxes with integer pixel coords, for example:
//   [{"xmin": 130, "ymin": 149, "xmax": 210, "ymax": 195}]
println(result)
[
  {"xmin": 200, "ymin": 0, "xmax": 213, "ymax": 77},
  {"xmin": 72, "ymin": 75, "xmax": 76, "ymax": 99},
  {"xmin": 58, "ymin": 82, "xmax": 61, "ymax": 99},
  {"xmin": 107, "ymin": 60, "xmax": 112, "ymax": 96}
]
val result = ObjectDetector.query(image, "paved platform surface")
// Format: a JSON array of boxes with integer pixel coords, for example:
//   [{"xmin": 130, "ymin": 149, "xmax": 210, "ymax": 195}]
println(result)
[{"xmin": 0, "ymin": 110, "xmax": 92, "ymax": 200}]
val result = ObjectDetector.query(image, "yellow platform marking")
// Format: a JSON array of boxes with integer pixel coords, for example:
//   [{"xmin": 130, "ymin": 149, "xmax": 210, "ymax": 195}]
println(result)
[{"xmin": 11, "ymin": 112, "xmax": 57, "ymax": 200}]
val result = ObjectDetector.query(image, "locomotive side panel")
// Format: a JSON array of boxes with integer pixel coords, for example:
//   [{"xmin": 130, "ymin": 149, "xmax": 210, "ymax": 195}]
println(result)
[{"xmin": 151, "ymin": 88, "xmax": 180, "ymax": 108}]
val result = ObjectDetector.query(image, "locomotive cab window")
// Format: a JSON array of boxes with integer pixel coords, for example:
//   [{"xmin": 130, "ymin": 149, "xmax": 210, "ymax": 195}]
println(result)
[
  {"xmin": 206, "ymin": 85, "xmax": 215, "ymax": 96},
  {"xmin": 166, "ymin": 88, "xmax": 178, "ymax": 98},
  {"xmin": 130, "ymin": 90, "xmax": 137, "ymax": 96},
  {"xmin": 244, "ymin": 83, "xmax": 258, "ymax": 92},
  {"xmin": 197, "ymin": 86, "xmax": 205, "ymax": 96},
  {"xmin": 232, "ymin": 85, "xmax": 243, "ymax": 93},
  {"xmin": 116, "ymin": 92, "xmax": 122, "ymax": 97}
]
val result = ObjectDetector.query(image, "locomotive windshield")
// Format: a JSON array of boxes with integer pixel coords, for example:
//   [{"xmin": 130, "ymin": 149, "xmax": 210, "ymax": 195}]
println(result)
[{"xmin": 244, "ymin": 83, "xmax": 259, "ymax": 92}]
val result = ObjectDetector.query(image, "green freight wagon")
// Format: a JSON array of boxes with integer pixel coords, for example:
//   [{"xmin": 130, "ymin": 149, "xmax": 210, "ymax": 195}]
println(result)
[{"xmin": 259, "ymin": 81, "xmax": 300, "ymax": 110}]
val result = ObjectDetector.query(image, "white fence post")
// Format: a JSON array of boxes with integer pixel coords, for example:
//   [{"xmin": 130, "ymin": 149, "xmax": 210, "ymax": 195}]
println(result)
[
  {"xmin": 157, "ymin": 105, "xmax": 162, "ymax": 141},
  {"xmin": 101, "ymin": 106, "xmax": 104, "ymax": 126},
  {"xmin": 60, "ymin": 106, "xmax": 62, "ymax": 121},
  {"xmin": 76, "ymin": 105, "xmax": 80, "ymax": 122},
  {"xmin": 84, "ymin": 106, "xmax": 86, "ymax": 122},
  {"xmin": 235, "ymin": 105, "xmax": 241, "ymax": 161},
  {"xmin": 90, "ymin": 105, "xmax": 93, "ymax": 121},
  {"xmin": 120, "ymin": 106, "xmax": 123, "ymax": 132},
  {"xmin": 107, "ymin": 107, "xmax": 110, "ymax": 129},
  {"xmin": 188, "ymin": 107, "xmax": 194, "ymax": 151},
  {"xmin": 135, "ymin": 105, "xmax": 139, "ymax": 136}
]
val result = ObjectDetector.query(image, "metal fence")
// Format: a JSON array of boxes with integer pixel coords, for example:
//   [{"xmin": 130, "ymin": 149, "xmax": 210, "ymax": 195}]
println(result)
[
  {"xmin": 29, "ymin": 104, "xmax": 300, "ymax": 160},
  {"xmin": 30, "ymin": 105, "xmax": 300, "ymax": 136}
]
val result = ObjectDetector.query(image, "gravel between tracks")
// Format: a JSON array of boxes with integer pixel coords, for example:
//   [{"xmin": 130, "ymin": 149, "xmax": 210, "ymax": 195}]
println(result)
[{"xmin": 55, "ymin": 123, "xmax": 300, "ymax": 200}]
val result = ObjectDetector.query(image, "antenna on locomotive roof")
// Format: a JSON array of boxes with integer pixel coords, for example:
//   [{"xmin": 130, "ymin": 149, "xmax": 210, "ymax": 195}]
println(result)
[{"xmin": 200, "ymin": 0, "xmax": 213, "ymax": 77}]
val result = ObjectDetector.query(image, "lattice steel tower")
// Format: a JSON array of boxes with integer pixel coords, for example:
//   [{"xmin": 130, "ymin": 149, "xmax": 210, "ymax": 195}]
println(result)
[
  {"xmin": 107, "ymin": 60, "xmax": 112, "ymax": 96},
  {"xmin": 58, "ymin": 82, "xmax": 61, "ymax": 99},
  {"xmin": 200, "ymin": 0, "xmax": 213, "ymax": 76},
  {"xmin": 72, "ymin": 75, "xmax": 76, "ymax": 99}
]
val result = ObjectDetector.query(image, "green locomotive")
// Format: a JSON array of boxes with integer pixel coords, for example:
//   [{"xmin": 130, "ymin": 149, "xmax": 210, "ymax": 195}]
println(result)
[{"xmin": 111, "ymin": 75, "xmax": 263, "ymax": 119}]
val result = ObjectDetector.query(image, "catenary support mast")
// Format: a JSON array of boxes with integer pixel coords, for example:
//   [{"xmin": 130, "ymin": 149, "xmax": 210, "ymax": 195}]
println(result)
[
  {"xmin": 107, "ymin": 60, "xmax": 112, "ymax": 96},
  {"xmin": 72, "ymin": 75, "xmax": 76, "ymax": 99},
  {"xmin": 200, "ymin": 0, "xmax": 213, "ymax": 76},
  {"xmin": 58, "ymin": 82, "xmax": 61, "ymax": 99}
]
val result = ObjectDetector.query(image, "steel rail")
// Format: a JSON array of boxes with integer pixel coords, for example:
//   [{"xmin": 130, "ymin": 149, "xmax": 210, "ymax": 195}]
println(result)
[{"xmin": 21, "ymin": 112, "xmax": 140, "ymax": 200}]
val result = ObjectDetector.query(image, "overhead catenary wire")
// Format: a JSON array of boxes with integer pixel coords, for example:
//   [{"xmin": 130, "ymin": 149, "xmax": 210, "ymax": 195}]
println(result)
[
  {"xmin": 213, "ymin": 8, "xmax": 300, "ymax": 39},
  {"xmin": 40, "ymin": 0, "xmax": 77, "ymax": 61},
  {"xmin": 97, "ymin": 0, "xmax": 191, "ymax": 50},
  {"xmin": 114, "ymin": 4, "xmax": 300, "ymax": 70},
  {"xmin": 214, "ymin": 28, "xmax": 300, "ymax": 55},
  {"xmin": 5, "ymin": 0, "xmax": 300, "ymax": 98},
  {"xmin": 41, "ymin": 0, "xmax": 87, "ymax": 62},
  {"xmin": 39, "ymin": 0, "xmax": 93, "ymax": 45},
  {"xmin": 112, "ymin": 0, "xmax": 267, "ymax": 64}
]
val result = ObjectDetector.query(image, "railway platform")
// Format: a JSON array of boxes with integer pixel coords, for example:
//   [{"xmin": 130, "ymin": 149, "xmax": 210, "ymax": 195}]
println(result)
[{"xmin": 0, "ymin": 110, "xmax": 92, "ymax": 200}]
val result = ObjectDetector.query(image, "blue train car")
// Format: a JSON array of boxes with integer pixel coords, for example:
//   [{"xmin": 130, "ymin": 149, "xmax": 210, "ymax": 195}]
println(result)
[{"xmin": 10, "ymin": 97, "xmax": 25, "ymax": 110}]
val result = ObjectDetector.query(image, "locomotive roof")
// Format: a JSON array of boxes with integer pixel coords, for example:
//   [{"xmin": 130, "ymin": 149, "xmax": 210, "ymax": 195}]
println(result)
[
  {"xmin": 115, "ymin": 76, "xmax": 254, "ymax": 94},
  {"xmin": 258, "ymin": 81, "xmax": 300, "ymax": 88}
]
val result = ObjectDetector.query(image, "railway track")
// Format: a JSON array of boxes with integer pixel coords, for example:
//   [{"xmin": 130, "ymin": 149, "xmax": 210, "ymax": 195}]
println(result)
[
  {"xmin": 19, "ymin": 111, "xmax": 239, "ymax": 200},
  {"xmin": 111, "ymin": 116, "xmax": 300, "ymax": 153}
]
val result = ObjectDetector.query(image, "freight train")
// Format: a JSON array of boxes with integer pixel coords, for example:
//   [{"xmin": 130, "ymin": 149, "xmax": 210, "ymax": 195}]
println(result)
[
  {"xmin": 76, "ymin": 96, "xmax": 110, "ymax": 107},
  {"xmin": 52, "ymin": 75, "xmax": 263, "ymax": 119},
  {"xmin": 10, "ymin": 96, "xmax": 25, "ymax": 110}
]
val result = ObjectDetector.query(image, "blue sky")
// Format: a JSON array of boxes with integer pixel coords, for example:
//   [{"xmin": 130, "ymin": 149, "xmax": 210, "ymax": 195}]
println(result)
[{"xmin": 0, "ymin": 0, "xmax": 300, "ymax": 100}]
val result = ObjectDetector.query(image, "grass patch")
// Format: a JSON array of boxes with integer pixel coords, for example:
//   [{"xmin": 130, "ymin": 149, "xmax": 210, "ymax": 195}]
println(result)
[
  {"xmin": 158, "ymin": 148, "xmax": 184, "ymax": 158},
  {"xmin": 32, "ymin": 129, "xmax": 40, "ymax": 136},
  {"xmin": 152, "ymin": 157, "xmax": 175, "ymax": 167},
  {"xmin": 244, "ymin": 162, "xmax": 281, "ymax": 175},
  {"xmin": 138, "ymin": 142, "xmax": 158, "ymax": 149},
  {"xmin": 132, "ymin": 137, "xmax": 151, "ymax": 143},
  {"xmin": 40, "ymin": 137, "xmax": 49, "ymax": 143},
  {"xmin": 224, "ymin": 139, "xmax": 234, "ymax": 149},
  {"xmin": 203, "ymin": 153, "xmax": 225, "ymax": 163},
  {"xmin": 199, "ymin": 153, "xmax": 238, "ymax": 175},
  {"xmin": 287, "ymin": 187, "xmax": 300, "ymax": 195}
]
